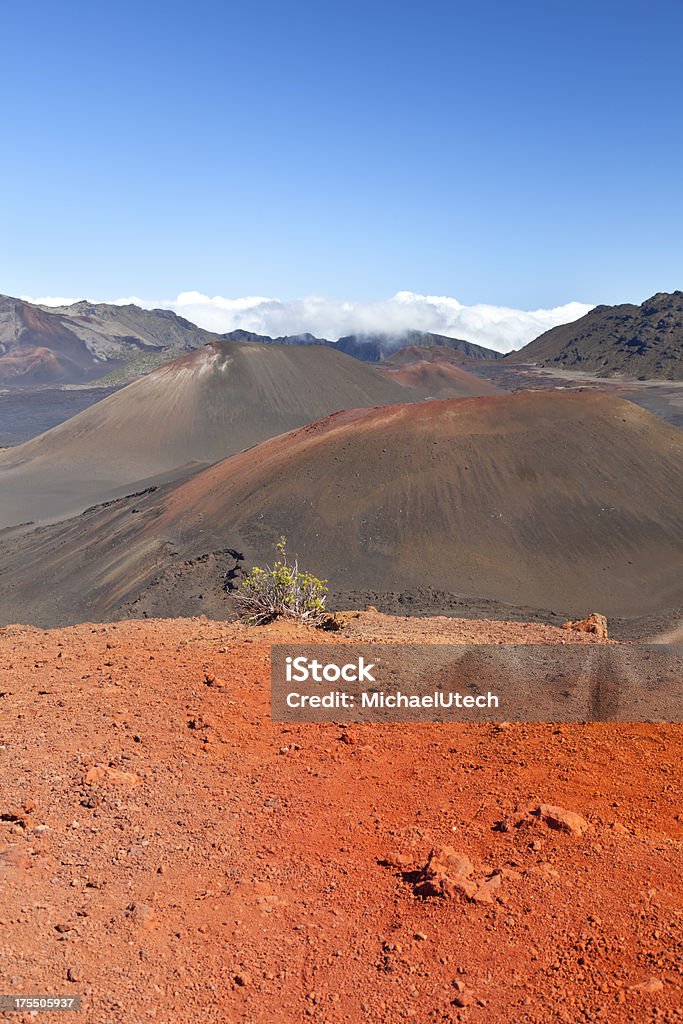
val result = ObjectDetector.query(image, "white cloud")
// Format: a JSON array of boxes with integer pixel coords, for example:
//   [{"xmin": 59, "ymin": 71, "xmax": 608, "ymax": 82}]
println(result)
[
  {"xmin": 23, "ymin": 295, "xmax": 83, "ymax": 307},
  {"xmin": 27, "ymin": 290, "xmax": 593, "ymax": 353}
]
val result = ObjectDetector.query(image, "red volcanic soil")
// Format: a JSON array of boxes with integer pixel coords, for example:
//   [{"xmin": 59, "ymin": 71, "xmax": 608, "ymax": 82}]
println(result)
[
  {"xmin": 377, "ymin": 347, "xmax": 502, "ymax": 398},
  {"xmin": 0, "ymin": 613, "xmax": 680, "ymax": 1024}
]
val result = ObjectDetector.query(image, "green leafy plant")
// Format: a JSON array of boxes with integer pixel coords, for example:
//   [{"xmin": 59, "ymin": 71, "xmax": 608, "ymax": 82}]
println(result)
[{"xmin": 235, "ymin": 537, "xmax": 328, "ymax": 626}]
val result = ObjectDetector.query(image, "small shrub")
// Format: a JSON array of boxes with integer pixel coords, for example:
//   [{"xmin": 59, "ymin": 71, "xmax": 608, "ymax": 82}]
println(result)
[{"xmin": 234, "ymin": 537, "xmax": 328, "ymax": 626}]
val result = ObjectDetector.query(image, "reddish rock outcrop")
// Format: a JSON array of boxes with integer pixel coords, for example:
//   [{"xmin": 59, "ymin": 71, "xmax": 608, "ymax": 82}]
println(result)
[
  {"xmin": 414, "ymin": 847, "xmax": 477, "ymax": 899},
  {"xmin": 83, "ymin": 766, "xmax": 141, "ymax": 788},
  {"xmin": 535, "ymin": 804, "xmax": 590, "ymax": 836},
  {"xmin": 561, "ymin": 612, "xmax": 608, "ymax": 638}
]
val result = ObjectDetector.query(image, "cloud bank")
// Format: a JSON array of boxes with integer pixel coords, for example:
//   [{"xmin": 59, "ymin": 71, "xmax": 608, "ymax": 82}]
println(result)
[{"xmin": 29, "ymin": 291, "xmax": 593, "ymax": 352}]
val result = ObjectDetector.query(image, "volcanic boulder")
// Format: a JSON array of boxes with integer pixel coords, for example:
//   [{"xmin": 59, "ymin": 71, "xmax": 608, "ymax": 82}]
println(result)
[
  {"xmin": 562, "ymin": 613, "xmax": 609, "ymax": 638},
  {"xmin": 414, "ymin": 847, "xmax": 477, "ymax": 899}
]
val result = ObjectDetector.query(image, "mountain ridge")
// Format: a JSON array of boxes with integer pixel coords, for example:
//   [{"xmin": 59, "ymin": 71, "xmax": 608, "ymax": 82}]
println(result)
[
  {"xmin": 225, "ymin": 328, "xmax": 503, "ymax": 361},
  {"xmin": 506, "ymin": 290, "xmax": 683, "ymax": 379},
  {"xmin": 0, "ymin": 293, "xmax": 502, "ymax": 385},
  {"xmin": 335, "ymin": 329, "xmax": 501, "ymax": 362},
  {"xmin": 0, "ymin": 294, "xmax": 220, "ymax": 386}
]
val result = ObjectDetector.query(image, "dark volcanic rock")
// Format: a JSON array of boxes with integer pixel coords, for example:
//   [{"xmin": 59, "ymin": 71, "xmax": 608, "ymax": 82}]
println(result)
[
  {"xmin": 336, "ymin": 330, "xmax": 501, "ymax": 362},
  {"xmin": 506, "ymin": 291, "xmax": 683, "ymax": 379}
]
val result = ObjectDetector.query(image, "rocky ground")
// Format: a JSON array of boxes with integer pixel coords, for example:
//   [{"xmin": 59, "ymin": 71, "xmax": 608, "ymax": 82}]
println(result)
[
  {"xmin": 0, "ymin": 613, "xmax": 681, "ymax": 1024},
  {"xmin": 466, "ymin": 362, "xmax": 683, "ymax": 429}
]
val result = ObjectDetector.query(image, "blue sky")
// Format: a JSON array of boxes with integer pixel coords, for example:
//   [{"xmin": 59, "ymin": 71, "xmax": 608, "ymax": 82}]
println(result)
[{"xmin": 2, "ymin": 0, "xmax": 682, "ymax": 324}]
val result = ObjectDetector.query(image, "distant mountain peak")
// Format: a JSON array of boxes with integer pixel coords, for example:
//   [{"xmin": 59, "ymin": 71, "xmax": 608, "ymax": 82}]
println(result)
[{"xmin": 335, "ymin": 330, "xmax": 502, "ymax": 362}]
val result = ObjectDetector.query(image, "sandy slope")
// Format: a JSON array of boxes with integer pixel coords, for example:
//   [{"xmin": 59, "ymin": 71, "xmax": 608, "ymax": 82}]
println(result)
[
  {"xmin": 1, "ymin": 390, "xmax": 680, "ymax": 628},
  {"xmin": 0, "ymin": 341, "xmax": 413, "ymax": 529},
  {"xmin": 0, "ymin": 613, "xmax": 680, "ymax": 1024},
  {"xmin": 376, "ymin": 361, "xmax": 501, "ymax": 398},
  {"xmin": 376, "ymin": 346, "xmax": 502, "ymax": 398}
]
